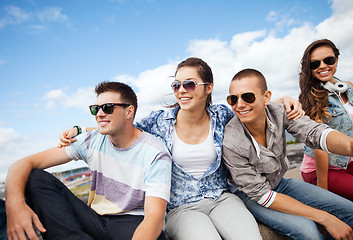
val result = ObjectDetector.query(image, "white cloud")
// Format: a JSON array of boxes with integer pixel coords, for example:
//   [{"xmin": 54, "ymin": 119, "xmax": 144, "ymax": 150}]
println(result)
[
  {"xmin": 0, "ymin": 127, "xmax": 86, "ymax": 182},
  {"xmin": 36, "ymin": 0, "xmax": 353, "ymax": 119},
  {"xmin": 43, "ymin": 87, "xmax": 96, "ymax": 112},
  {"xmin": 266, "ymin": 11, "xmax": 278, "ymax": 22},
  {"xmin": 2, "ymin": 0, "xmax": 353, "ymax": 181},
  {"xmin": 0, "ymin": 128, "xmax": 26, "ymax": 152},
  {"xmin": 114, "ymin": 62, "xmax": 178, "ymax": 120},
  {"xmin": 331, "ymin": 0, "xmax": 353, "ymax": 15},
  {"xmin": 37, "ymin": 7, "xmax": 68, "ymax": 23},
  {"xmin": 104, "ymin": 0, "xmax": 353, "ymax": 112},
  {"xmin": 0, "ymin": 5, "xmax": 30, "ymax": 28},
  {"xmin": 5, "ymin": 5, "xmax": 31, "ymax": 23},
  {"xmin": 0, "ymin": 5, "xmax": 69, "ymax": 29},
  {"xmin": 27, "ymin": 24, "xmax": 47, "ymax": 32},
  {"xmin": 0, "ymin": 128, "xmax": 28, "ymax": 181}
]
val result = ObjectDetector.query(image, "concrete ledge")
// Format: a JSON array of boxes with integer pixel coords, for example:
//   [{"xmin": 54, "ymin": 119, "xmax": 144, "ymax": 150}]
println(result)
[{"xmin": 258, "ymin": 223, "xmax": 287, "ymax": 240}]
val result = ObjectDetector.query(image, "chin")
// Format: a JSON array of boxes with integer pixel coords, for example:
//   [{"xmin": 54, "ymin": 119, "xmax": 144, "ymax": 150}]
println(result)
[{"xmin": 98, "ymin": 128, "xmax": 109, "ymax": 135}]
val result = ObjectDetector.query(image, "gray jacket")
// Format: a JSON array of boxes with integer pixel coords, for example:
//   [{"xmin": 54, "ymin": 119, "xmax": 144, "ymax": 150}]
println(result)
[{"xmin": 222, "ymin": 103, "xmax": 329, "ymax": 202}]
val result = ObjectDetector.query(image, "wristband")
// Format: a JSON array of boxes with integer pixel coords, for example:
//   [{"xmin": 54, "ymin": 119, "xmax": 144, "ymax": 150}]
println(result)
[{"xmin": 73, "ymin": 125, "xmax": 82, "ymax": 135}]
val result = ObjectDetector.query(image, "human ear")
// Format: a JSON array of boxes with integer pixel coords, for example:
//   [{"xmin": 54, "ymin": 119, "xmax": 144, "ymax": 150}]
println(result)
[
  {"xmin": 126, "ymin": 105, "xmax": 135, "ymax": 120},
  {"xmin": 264, "ymin": 90, "xmax": 272, "ymax": 105},
  {"xmin": 206, "ymin": 83, "xmax": 213, "ymax": 95}
]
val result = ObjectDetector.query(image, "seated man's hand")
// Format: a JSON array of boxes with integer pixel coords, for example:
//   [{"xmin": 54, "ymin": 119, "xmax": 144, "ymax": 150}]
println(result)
[
  {"xmin": 6, "ymin": 200, "xmax": 46, "ymax": 240},
  {"xmin": 57, "ymin": 128, "xmax": 78, "ymax": 148},
  {"xmin": 322, "ymin": 212, "xmax": 353, "ymax": 240}
]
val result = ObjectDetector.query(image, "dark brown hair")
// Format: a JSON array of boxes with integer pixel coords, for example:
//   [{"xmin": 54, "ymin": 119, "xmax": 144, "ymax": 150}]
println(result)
[
  {"xmin": 95, "ymin": 81, "xmax": 138, "ymax": 118},
  {"xmin": 298, "ymin": 39, "xmax": 339, "ymax": 123},
  {"xmin": 168, "ymin": 57, "xmax": 213, "ymax": 108}
]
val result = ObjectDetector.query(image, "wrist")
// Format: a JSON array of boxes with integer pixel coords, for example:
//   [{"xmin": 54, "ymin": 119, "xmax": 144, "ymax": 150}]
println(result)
[
  {"xmin": 315, "ymin": 211, "xmax": 330, "ymax": 226},
  {"xmin": 5, "ymin": 197, "xmax": 26, "ymax": 207},
  {"xmin": 73, "ymin": 126, "xmax": 86, "ymax": 136}
]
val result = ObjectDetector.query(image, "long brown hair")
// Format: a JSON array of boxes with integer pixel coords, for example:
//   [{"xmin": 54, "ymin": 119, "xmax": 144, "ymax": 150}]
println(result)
[
  {"xmin": 167, "ymin": 57, "xmax": 213, "ymax": 108},
  {"xmin": 298, "ymin": 39, "xmax": 340, "ymax": 123}
]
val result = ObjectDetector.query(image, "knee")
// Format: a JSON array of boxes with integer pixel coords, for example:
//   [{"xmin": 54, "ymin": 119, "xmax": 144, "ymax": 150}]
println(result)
[
  {"xmin": 287, "ymin": 221, "xmax": 322, "ymax": 240},
  {"xmin": 26, "ymin": 169, "xmax": 57, "ymax": 196},
  {"xmin": 26, "ymin": 169, "xmax": 47, "ymax": 188}
]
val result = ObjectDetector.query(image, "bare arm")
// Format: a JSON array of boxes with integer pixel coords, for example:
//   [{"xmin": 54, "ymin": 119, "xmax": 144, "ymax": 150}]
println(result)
[
  {"xmin": 132, "ymin": 196, "xmax": 167, "ymax": 240},
  {"xmin": 270, "ymin": 193, "xmax": 353, "ymax": 239},
  {"xmin": 314, "ymin": 149, "xmax": 329, "ymax": 190},
  {"xmin": 6, "ymin": 148, "xmax": 71, "ymax": 240},
  {"xmin": 326, "ymin": 131, "xmax": 353, "ymax": 157}
]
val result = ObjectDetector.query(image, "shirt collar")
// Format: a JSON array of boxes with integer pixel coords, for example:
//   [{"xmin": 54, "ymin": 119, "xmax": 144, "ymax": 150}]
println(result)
[{"xmin": 246, "ymin": 106, "xmax": 275, "ymax": 158}]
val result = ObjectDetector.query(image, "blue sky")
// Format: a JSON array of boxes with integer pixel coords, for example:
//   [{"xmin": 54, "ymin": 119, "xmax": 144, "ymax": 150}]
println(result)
[{"xmin": 1, "ymin": 0, "xmax": 353, "ymax": 181}]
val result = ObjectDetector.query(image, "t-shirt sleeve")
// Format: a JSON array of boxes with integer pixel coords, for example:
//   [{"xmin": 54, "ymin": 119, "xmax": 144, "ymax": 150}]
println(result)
[
  {"xmin": 65, "ymin": 131, "xmax": 91, "ymax": 162},
  {"xmin": 144, "ymin": 151, "xmax": 172, "ymax": 202}
]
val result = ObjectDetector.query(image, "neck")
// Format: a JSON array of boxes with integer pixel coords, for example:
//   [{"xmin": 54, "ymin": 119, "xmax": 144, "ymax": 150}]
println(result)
[
  {"xmin": 244, "ymin": 114, "xmax": 267, "ymax": 146},
  {"xmin": 109, "ymin": 125, "xmax": 141, "ymax": 149},
  {"xmin": 329, "ymin": 77, "xmax": 336, "ymax": 84},
  {"xmin": 177, "ymin": 106, "xmax": 209, "ymax": 124}
]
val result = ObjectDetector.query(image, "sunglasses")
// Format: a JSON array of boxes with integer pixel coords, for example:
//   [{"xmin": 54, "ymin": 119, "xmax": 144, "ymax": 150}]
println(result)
[
  {"xmin": 310, "ymin": 56, "xmax": 336, "ymax": 70},
  {"xmin": 171, "ymin": 80, "xmax": 209, "ymax": 93},
  {"xmin": 89, "ymin": 103, "xmax": 130, "ymax": 115},
  {"xmin": 226, "ymin": 92, "xmax": 256, "ymax": 106}
]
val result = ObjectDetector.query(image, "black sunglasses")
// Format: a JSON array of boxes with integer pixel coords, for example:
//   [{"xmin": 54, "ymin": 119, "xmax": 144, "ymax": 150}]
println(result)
[
  {"xmin": 89, "ymin": 103, "xmax": 130, "ymax": 115},
  {"xmin": 310, "ymin": 56, "xmax": 336, "ymax": 70},
  {"xmin": 171, "ymin": 80, "xmax": 209, "ymax": 93},
  {"xmin": 226, "ymin": 92, "xmax": 256, "ymax": 106}
]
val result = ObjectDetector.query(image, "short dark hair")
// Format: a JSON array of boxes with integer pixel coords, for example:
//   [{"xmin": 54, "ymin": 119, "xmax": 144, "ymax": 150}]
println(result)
[
  {"xmin": 231, "ymin": 68, "xmax": 268, "ymax": 92},
  {"xmin": 95, "ymin": 81, "xmax": 138, "ymax": 118}
]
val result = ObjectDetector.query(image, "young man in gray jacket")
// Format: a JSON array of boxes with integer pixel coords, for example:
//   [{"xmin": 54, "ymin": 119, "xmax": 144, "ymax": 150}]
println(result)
[{"xmin": 222, "ymin": 68, "xmax": 353, "ymax": 240}]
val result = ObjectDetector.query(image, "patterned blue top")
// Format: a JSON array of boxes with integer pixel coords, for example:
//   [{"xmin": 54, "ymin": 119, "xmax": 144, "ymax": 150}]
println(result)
[
  {"xmin": 303, "ymin": 80, "xmax": 353, "ymax": 169},
  {"xmin": 135, "ymin": 104, "xmax": 235, "ymax": 210}
]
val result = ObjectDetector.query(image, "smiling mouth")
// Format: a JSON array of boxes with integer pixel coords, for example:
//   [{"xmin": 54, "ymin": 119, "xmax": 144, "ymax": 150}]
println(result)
[
  {"xmin": 180, "ymin": 97, "xmax": 191, "ymax": 101},
  {"xmin": 319, "ymin": 70, "xmax": 330, "ymax": 76},
  {"xmin": 98, "ymin": 120, "xmax": 109, "ymax": 127},
  {"xmin": 179, "ymin": 97, "xmax": 192, "ymax": 104},
  {"xmin": 237, "ymin": 109, "xmax": 252, "ymax": 115}
]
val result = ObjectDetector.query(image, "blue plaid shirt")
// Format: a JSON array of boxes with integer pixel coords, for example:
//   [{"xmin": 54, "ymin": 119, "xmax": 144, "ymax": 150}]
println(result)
[{"xmin": 136, "ymin": 104, "xmax": 234, "ymax": 210}]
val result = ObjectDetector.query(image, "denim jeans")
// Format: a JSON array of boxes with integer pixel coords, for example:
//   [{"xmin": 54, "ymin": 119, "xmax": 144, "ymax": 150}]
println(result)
[
  {"xmin": 0, "ymin": 199, "xmax": 7, "ymax": 240},
  {"xmin": 236, "ymin": 178, "xmax": 353, "ymax": 240}
]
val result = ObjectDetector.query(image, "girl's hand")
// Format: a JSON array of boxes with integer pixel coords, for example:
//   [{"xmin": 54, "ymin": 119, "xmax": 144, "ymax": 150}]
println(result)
[
  {"xmin": 277, "ymin": 96, "xmax": 305, "ymax": 121},
  {"xmin": 57, "ymin": 128, "xmax": 78, "ymax": 148}
]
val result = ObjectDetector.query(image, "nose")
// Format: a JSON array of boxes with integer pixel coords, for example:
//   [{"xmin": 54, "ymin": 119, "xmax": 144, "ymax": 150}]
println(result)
[
  {"xmin": 236, "ymin": 97, "xmax": 247, "ymax": 108},
  {"xmin": 178, "ymin": 83, "xmax": 187, "ymax": 93},
  {"xmin": 319, "ymin": 60, "xmax": 328, "ymax": 69},
  {"xmin": 96, "ymin": 107, "xmax": 105, "ymax": 116}
]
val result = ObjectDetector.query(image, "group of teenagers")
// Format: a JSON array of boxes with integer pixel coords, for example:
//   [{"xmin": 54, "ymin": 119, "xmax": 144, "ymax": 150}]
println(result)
[{"xmin": 1, "ymin": 38, "xmax": 353, "ymax": 240}]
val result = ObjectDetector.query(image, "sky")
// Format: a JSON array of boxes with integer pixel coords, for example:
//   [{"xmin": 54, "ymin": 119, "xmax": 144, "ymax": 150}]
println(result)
[{"xmin": 1, "ymin": 0, "xmax": 353, "ymax": 182}]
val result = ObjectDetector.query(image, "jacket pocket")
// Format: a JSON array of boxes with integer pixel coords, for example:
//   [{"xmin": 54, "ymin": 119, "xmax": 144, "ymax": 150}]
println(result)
[{"xmin": 255, "ymin": 155, "xmax": 279, "ymax": 174}]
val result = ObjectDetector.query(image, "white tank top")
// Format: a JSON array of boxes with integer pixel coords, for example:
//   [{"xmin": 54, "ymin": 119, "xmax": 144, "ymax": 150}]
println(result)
[{"xmin": 171, "ymin": 124, "xmax": 217, "ymax": 178}]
